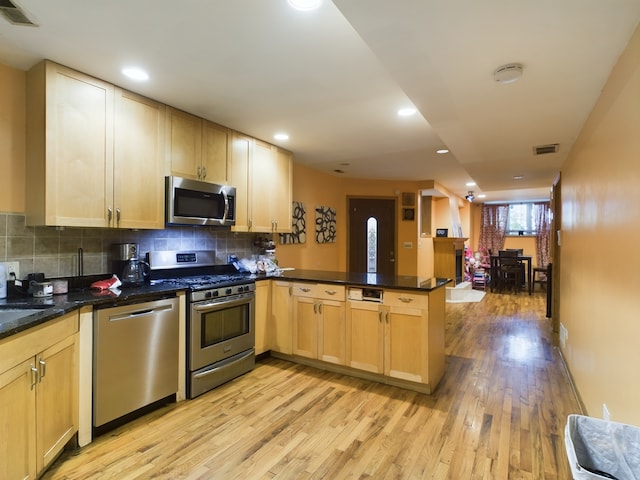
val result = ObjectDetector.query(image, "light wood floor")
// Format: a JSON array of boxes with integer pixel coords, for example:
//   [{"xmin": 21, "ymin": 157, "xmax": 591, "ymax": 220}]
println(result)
[{"xmin": 43, "ymin": 290, "xmax": 582, "ymax": 479}]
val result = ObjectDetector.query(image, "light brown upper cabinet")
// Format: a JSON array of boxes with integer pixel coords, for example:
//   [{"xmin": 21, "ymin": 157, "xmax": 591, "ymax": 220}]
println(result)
[
  {"xmin": 113, "ymin": 89, "xmax": 166, "ymax": 229},
  {"xmin": 25, "ymin": 60, "xmax": 165, "ymax": 229},
  {"xmin": 166, "ymin": 107, "xmax": 229, "ymax": 184},
  {"xmin": 230, "ymin": 135, "xmax": 292, "ymax": 233}
]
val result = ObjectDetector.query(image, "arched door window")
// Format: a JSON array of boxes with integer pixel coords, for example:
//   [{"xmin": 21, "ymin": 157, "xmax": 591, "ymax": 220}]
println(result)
[{"xmin": 367, "ymin": 217, "xmax": 377, "ymax": 273}]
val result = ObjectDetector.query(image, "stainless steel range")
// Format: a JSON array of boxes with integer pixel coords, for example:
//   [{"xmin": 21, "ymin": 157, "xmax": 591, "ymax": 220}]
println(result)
[{"xmin": 148, "ymin": 250, "xmax": 255, "ymax": 399}]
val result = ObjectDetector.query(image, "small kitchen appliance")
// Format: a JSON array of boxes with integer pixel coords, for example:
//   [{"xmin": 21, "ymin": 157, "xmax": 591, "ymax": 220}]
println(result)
[{"xmin": 112, "ymin": 243, "xmax": 148, "ymax": 287}]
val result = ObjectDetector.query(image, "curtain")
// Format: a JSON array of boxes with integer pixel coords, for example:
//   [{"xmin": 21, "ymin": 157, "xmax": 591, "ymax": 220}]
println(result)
[
  {"xmin": 533, "ymin": 202, "xmax": 551, "ymax": 267},
  {"xmin": 479, "ymin": 204, "xmax": 509, "ymax": 255}
]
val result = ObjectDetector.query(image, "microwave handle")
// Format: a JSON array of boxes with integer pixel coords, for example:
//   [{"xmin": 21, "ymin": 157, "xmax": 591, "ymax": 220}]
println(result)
[{"xmin": 222, "ymin": 189, "xmax": 229, "ymax": 224}]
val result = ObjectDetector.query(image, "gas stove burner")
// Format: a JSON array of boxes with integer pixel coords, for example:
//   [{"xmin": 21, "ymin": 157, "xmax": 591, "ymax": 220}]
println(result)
[{"xmin": 150, "ymin": 274, "xmax": 252, "ymax": 290}]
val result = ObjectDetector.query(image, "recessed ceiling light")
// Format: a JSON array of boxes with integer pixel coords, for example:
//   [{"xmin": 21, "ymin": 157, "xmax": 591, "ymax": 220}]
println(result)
[
  {"xmin": 436, "ymin": 149, "xmax": 449, "ymax": 154},
  {"xmin": 477, "ymin": 194, "xmax": 487, "ymax": 199},
  {"xmin": 513, "ymin": 175, "xmax": 524, "ymax": 180},
  {"xmin": 274, "ymin": 133, "xmax": 289, "ymax": 141},
  {"xmin": 287, "ymin": 0, "xmax": 323, "ymax": 11},
  {"xmin": 122, "ymin": 66, "xmax": 149, "ymax": 81},
  {"xmin": 465, "ymin": 182, "xmax": 476, "ymax": 187},
  {"xmin": 397, "ymin": 107, "xmax": 417, "ymax": 117}
]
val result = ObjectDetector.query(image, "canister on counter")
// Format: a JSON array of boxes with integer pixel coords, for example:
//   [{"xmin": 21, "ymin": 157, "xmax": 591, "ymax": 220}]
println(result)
[{"xmin": 52, "ymin": 279, "xmax": 68, "ymax": 295}]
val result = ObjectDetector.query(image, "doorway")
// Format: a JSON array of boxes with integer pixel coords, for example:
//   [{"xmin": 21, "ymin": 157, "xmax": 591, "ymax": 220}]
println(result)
[{"xmin": 348, "ymin": 198, "xmax": 396, "ymax": 275}]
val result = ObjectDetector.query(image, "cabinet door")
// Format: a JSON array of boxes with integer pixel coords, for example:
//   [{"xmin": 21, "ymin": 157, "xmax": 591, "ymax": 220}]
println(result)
[
  {"xmin": 249, "ymin": 139, "xmax": 276, "ymax": 232},
  {"xmin": 346, "ymin": 301, "xmax": 384, "ymax": 374},
  {"xmin": 166, "ymin": 107, "xmax": 202, "ymax": 180},
  {"xmin": 36, "ymin": 333, "xmax": 78, "ymax": 473},
  {"xmin": 271, "ymin": 147, "xmax": 293, "ymax": 233},
  {"xmin": 27, "ymin": 61, "xmax": 114, "ymax": 227},
  {"xmin": 0, "ymin": 358, "xmax": 37, "ymax": 480},
  {"xmin": 271, "ymin": 281, "xmax": 292, "ymax": 354},
  {"xmin": 318, "ymin": 300, "xmax": 345, "ymax": 365},
  {"xmin": 254, "ymin": 281, "xmax": 270, "ymax": 355},
  {"xmin": 201, "ymin": 121, "xmax": 229, "ymax": 184},
  {"xmin": 385, "ymin": 305, "xmax": 426, "ymax": 383},
  {"xmin": 292, "ymin": 296, "xmax": 317, "ymax": 359},
  {"xmin": 114, "ymin": 89, "xmax": 166, "ymax": 229},
  {"xmin": 229, "ymin": 132, "xmax": 251, "ymax": 232}
]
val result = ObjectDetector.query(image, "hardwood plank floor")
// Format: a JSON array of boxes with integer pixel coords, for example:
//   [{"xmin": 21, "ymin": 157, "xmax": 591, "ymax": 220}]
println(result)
[{"xmin": 43, "ymin": 291, "xmax": 582, "ymax": 479}]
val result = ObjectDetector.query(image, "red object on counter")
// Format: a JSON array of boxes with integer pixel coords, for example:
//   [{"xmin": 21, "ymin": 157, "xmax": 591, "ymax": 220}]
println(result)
[{"xmin": 90, "ymin": 275, "xmax": 122, "ymax": 291}]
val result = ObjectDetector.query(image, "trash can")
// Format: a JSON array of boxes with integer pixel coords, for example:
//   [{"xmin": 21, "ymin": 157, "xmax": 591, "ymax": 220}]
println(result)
[{"xmin": 565, "ymin": 414, "xmax": 640, "ymax": 479}]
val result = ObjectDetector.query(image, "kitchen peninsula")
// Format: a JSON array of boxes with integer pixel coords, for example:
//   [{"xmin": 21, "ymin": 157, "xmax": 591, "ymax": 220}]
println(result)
[{"xmin": 256, "ymin": 270, "xmax": 450, "ymax": 395}]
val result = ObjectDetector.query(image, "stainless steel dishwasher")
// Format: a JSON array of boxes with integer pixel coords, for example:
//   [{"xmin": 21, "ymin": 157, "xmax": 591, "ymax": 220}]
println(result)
[{"xmin": 93, "ymin": 295, "xmax": 179, "ymax": 429}]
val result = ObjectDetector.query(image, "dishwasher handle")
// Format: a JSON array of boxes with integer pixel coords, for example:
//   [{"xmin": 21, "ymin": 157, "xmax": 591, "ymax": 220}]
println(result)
[{"xmin": 108, "ymin": 303, "xmax": 174, "ymax": 322}]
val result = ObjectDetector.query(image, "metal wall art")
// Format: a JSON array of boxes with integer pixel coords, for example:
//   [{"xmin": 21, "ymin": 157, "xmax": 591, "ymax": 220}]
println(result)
[
  {"xmin": 315, "ymin": 205, "xmax": 336, "ymax": 243},
  {"xmin": 279, "ymin": 201, "xmax": 306, "ymax": 244}
]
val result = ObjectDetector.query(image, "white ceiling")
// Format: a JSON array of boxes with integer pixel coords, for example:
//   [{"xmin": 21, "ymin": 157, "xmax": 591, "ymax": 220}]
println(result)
[{"xmin": 1, "ymin": 0, "xmax": 639, "ymax": 203}]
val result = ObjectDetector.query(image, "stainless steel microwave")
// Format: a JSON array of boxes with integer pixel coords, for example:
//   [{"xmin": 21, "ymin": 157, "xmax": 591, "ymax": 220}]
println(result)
[{"xmin": 165, "ymin": 176, "xmax": 236, "ymax": 227}]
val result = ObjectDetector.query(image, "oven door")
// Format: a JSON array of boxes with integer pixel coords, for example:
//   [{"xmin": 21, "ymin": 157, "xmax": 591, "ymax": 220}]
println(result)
[{"xmin": 189, "ymin": 292, "xmax": 255, "ymax": 371}]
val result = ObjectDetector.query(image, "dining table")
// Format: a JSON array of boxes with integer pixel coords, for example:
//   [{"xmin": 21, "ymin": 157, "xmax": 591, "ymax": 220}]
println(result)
[{"xmin": 490, "ymin": 254, "xmax": 533, "ymax": 295}]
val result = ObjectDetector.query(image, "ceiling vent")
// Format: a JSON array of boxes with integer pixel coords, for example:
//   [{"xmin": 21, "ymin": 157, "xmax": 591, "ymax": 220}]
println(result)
[
  {"xmin": 533, "ymin": 143, "xmax": 559, "ymax": 156},
  {"xmin": 0, "ymin": 0, "xmax": 37, "ymax": 26}
]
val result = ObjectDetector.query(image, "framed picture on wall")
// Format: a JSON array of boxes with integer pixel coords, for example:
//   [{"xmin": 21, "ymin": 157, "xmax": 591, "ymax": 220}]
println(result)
[
  {"xmin": 402, "ymin": 192, "xmax": 415, "ymax": 206},
  {"xmin": 402, "ymin": 208, "xmax": 415, "ymax": 221}
]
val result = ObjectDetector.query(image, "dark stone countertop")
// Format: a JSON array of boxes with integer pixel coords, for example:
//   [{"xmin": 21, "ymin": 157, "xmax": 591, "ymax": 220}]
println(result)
[
  {"xmin": 1, "ymin": 270, "xmax": 450, "ymax": 341},
  {"xmin": 254, "ymin": 269, "xmax": 451, "ymax": 292},
  {"xmin": 0, "ymin": 283, "xmax": 185, "ymax": 341}
]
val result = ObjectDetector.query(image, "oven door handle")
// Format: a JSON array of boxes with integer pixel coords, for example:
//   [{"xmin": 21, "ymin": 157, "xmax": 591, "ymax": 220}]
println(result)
[
  {"xmin": 193, "ymin": 350, "xmax": 254, "ymax": 379},
  {"xmin": 192, "ymin": 295, "xmax": 254, "ymax": 312}
]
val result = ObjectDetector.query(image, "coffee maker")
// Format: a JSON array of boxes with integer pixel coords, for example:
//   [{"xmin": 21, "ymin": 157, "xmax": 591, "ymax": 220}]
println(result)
[{"xmin": 112, "ymin": 243, "xmax": 148, "ymax": 287}]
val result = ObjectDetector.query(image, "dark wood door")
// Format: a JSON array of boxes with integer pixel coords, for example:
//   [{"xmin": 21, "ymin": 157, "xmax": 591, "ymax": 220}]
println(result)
[{"xmin": 348, "ymin": 198, "xmax": 396, "ymax": 275}]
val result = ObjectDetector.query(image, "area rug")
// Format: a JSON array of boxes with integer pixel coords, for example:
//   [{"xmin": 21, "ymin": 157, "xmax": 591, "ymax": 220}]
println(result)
[{"xmin": 446, "ymin": 289, "xmax": 486, "ymax": 304}]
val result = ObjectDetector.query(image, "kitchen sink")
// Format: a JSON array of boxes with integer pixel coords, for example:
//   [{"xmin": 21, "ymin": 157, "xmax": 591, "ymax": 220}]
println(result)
[{"xmin": 0, "ymin": 304, "xmax": 57, "ymax": 329}]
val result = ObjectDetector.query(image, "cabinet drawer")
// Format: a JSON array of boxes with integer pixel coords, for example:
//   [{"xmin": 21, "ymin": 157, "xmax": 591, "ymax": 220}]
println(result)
[
  {"xmin": 384, "ymin": 290, "xmax": 428, "ymax": 309},
  {"xmin": 292, "ymin": 282, "xmax": 318, "ymax": 298},
  {"xmin": 292, "ymin": 283, "xmax": 345, "ymax": 301},
  {"xmin": 316, "ymin": 284, "xmax": 345, "ymax": 301}
]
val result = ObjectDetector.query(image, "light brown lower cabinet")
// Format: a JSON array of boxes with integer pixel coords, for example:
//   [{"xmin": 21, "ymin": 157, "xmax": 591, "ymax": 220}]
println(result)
[
  {"xmin": 292, "ymin": 283, "xmax": 346, "ymax": 365},
  {"xmin": 254, "ymin": 281, "xmax": 270, "ymax": 355},
  {"xmin": 0, "ymin": 312, "xmax": 79, "ymax": 479},
  {"xmin": 269, "ymin": 280, "xmax": 445, "ymax": 393},
  {"xmin": 270, "ymin": 280, "xmax": 293, "ymax": 355},
  {"xmin": 346, "ymin": 289, "xmax": 444, "ymax": 386}
]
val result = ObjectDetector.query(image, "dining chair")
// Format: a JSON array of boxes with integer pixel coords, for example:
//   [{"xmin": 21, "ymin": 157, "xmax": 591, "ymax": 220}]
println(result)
[{"xmin": 497, "ymin": 250, "xmax": 523, "ymax": 294}]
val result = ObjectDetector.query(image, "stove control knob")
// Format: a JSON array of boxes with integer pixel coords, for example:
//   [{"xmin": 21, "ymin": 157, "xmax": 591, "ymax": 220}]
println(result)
[
  {"xmin": 205, "ymin": 291, "xmax": 212, "ymax": 299},
  {"xmin": 225, "ymin": 288, "xmax": 232, "ymax": 295},
  {"xmin": 212, "ymin": 290, "xmax": 219, "ymax": 297},
  {"xmin": 243, "ymin": 285, "xmax": 250, "ymax": 292}
]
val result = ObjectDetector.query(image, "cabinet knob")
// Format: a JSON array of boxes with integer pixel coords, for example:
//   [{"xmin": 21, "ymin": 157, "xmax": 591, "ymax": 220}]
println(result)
[
  {"xmin": 202, "ymin": 166, "xmax": 207, "ymax": 179},
  {"xmin": 398, "ymin": 297, "xmax": 413, "ymax": 303},
  {"xmin": 325, "ymin": 290, "xmax": 337, "ymax": 295},
  {"xmin": 300, "ymin": 287, "xmax": 311, "ymax": 293},
  {"xmin": 116, "ymin": 208, "xmax": 121, "ymax": 225},
  {"xmin": 107, "ymin": 207, "xmax": 113, "ymax": 225}
]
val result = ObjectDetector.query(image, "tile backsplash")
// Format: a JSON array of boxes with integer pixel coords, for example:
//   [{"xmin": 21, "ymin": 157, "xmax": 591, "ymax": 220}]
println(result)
[{"xmin": 0, "ymin": 212, "xmax": 262, "ymax": 280}]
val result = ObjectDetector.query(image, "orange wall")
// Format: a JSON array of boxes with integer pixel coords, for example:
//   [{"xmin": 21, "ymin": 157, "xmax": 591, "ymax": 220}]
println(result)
[
  {"xmin": 559, "ymin": 24, "xmax": 640, "ymax": 425},
  {"xmin": 276, "ymin": 164, "xmax": 424, "ymax": 276},
  {"xmin": 275, "ymin": 163, "xmax": 346, "ymax": 271},
  {"xmin": 0, "ymin": 63, "xmax": 26, "ymax": 213}
]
